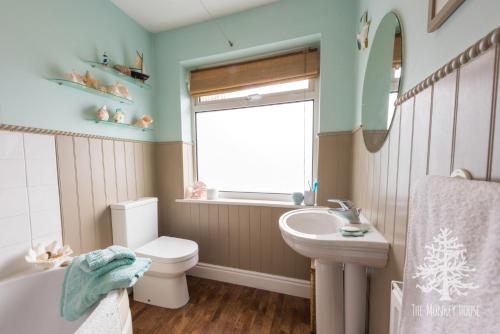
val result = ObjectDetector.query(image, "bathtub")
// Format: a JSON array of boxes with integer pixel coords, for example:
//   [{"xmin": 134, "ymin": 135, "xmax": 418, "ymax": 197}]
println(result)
[{"xmin": 0, "ymin": 268, "xmax": 132, "ymax": 334}]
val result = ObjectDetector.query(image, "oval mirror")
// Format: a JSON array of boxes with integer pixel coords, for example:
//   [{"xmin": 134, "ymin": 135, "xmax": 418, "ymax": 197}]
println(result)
[{"xmin": 362, "ymin": 12, "xmax": 403, "ymax": 152}]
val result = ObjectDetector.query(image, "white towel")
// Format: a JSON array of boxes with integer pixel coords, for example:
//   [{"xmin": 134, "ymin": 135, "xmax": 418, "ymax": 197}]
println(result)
[{"xmin": 400, "ymin": 176, "xmax": 500, "ymax": 334}]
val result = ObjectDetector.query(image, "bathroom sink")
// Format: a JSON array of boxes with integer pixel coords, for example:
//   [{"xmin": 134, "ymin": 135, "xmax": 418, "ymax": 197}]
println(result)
[
  {"xmin": 279, "ymin": 208, "xmax": 389, "ymax": 267},
  {"xmin": 279, "ymin": 208, "xmax": 389, "ymax": 334}
]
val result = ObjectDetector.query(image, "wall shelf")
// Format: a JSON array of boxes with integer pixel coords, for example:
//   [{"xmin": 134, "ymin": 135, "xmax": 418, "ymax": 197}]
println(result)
[
  {"xmin": 87, "ymin": 119, "xmax": 153, "ymax": 132},
  {"xmin": 84, "ymin": 60, "xmax": 152, "ymax": 89},
  {"xmin": 49, "ymin": 78, "xmax": 134, "ymax": 105}
]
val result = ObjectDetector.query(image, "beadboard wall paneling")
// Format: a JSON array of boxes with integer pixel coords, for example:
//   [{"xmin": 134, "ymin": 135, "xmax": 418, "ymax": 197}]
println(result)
[
  {"xmin": 156, "ymin": 140, "xmax": 334, "ymax": 280},
  {"xmin": 393, "ymin": 100, "xmax": 414, "ymax": 279},
  {"xmin": 453, "ymin": 48, "xmax": 496, "ymax": 180},
  {"xmin": 427, "ymin": 72, "xmax": 457, "ymax": 177},
  {"xmin": 492, "ymin": 45, "xmax": 500, "ymax": 182},
  {"xmin": 354, "ymin": 34, "xmax": 500, "ymax": 334},
  {"xmin": 56, "ymin": 135, "xmax": 156, "ymax": 254}
]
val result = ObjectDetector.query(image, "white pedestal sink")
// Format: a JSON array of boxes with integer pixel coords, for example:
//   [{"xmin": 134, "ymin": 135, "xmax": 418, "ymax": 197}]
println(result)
[{"xmin": 279, "ymin": 208, "xmax": 389, "ymax": 334}]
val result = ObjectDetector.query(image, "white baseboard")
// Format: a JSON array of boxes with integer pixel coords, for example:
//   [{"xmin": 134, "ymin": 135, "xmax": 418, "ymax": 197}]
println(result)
[{"xmin": 187, "ymin": 262, "xmax": 310, "ymax": 299}]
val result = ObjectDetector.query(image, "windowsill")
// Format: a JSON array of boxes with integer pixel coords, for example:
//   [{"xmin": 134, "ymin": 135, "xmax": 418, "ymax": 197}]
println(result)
[{"xmin": 176, "ymin": 198, "xmax": 318, "ymax": 209}]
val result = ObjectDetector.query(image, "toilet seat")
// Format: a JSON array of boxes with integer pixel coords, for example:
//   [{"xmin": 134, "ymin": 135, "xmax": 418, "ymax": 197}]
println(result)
[{"xmin": 135, "ymin": 236, "xmax": 198, "ymax": 264}]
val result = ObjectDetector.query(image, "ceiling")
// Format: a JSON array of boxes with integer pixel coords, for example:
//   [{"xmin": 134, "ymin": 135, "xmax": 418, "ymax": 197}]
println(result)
[{"xmin": 111, "ymin": 0, "xmax": 280, "ymax": 33}]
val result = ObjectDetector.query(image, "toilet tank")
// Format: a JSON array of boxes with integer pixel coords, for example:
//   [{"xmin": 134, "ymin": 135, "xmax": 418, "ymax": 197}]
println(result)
[{"xmin": 110, "ymin": 197, "xmax": 158, "ymax": 250}]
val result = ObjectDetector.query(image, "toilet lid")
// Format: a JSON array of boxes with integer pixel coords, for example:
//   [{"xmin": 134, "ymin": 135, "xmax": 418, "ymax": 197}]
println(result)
[{"xmin": 135, "ymin": 236, "xmax": 198, "ymax": 264}]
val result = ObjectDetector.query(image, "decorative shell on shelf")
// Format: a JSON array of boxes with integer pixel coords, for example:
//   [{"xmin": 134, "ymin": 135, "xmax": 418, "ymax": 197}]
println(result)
[
  {"xmin": 104, "ymin": 82, "xmax": 131, "ymax": 100},
  {"xmin": 96, "ymin": 105, "xmax": 109, "ymax": 121},
  {"xmin": 136, "ymin": 114, "xmax": 153, "ymax": 128},
  {"xmin": 113, "ymin": 110, "xmax": 125, "ymax": 123},
  {"xmin": 65, "ymin": 70, "xmax": 84, "ymax": 84},
  {"xmin": 25, "ymin": 241, "xmax": 73, "ymax": 269},
  {"xmin": 82, "ymin": 71, "xmax": 99, "ymax": 89},
  {"xmin": 190, "ymin": 181, "xmax": 207, "ymax": 199}
]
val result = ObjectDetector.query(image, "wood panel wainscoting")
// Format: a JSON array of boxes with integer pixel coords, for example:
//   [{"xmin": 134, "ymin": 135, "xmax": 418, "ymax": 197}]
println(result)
[
  {"xmin": 0, "ymin": 125, "xmax": 158, "ymax": 255},
  {"xmin": 155, "ymin": 132, "xmax": 353, "ymax": 285},
  {"xmin": 56, "ymin": 136, "xmax": 157, "ymax": 254},
  {"xmin": 156, "ymin": 142, "xmax": 310, "ymax": 281},
  {"xmin": 353, "ymin": 27, "xmax": 500, "ymax": 334}
]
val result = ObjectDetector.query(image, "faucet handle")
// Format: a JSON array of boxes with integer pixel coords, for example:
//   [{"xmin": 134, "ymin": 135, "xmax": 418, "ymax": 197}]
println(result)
[{"xmin": 327, "ymin": 199, "xmax": 355, "ymax": 211}]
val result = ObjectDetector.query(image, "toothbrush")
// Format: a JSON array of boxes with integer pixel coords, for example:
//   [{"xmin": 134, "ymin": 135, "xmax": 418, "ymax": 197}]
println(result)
[
  {"xmin": 312, "ymin": 179, "xmax": 318, "ymax": 192},
  {"xmin": 308, "ymin": 181, "xmax": 312, "ymax": 192}
]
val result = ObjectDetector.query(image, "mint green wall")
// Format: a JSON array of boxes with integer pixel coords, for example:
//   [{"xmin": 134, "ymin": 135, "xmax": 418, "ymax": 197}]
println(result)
[
  {"xmin": 3, "ymin": 0, "xmax": 497, "ymax": 142},
  {"xmin": 0, "ymin": 0, "xmax": 155, "ymax": 141},
  {"xmin": 153, "ymin": 0, "xmax": 358, "ymax": 142},
  {"xmin": 355, "ymin": 0, "xmax": 500, "ymax": 127}
]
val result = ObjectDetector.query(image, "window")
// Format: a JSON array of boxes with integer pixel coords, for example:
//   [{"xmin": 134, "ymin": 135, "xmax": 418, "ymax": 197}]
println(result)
[{"xmin": 193, "ymin": 79, "xmax": 317, "ymax": 200}]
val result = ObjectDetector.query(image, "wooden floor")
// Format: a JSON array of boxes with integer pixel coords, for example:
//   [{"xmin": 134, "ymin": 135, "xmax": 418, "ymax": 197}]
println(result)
[{"xmin": 130, "ymin": 276, "xmax": 311, "ymax": 334}]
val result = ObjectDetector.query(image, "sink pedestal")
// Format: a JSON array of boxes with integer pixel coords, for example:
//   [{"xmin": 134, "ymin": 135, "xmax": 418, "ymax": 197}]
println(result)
[
  {"xmin": 344, "ymin": 263, "xmax": 367, "ymax": 334},
  {"xmin": 315, "ymin": 261, "xmax": 367, "ymax": 334},
  {"xmin": 278, "ymin": 208, "xmax": 388, "ymax": 334},
  {"xmin": 315, "ymin": 260, "xmax": 344, "ymax": 334}
]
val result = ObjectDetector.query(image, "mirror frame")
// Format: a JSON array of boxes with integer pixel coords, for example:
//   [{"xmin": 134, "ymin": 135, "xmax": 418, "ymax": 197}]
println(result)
[{"xmin": 361, "ymin": 11, "xmax": 404, "ymax": 153}]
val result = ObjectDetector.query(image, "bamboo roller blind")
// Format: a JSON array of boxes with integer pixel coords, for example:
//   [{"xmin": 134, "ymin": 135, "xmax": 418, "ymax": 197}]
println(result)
[
  {"xmin": 393, "ymin": 33, "xmax": 402, "ymax": 67},
  {"xmin": 189, "ymin": 48, "xmax": 320, "ymax": 96}
]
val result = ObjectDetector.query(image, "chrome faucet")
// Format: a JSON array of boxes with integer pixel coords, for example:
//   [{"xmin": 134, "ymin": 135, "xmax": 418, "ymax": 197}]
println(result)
[{"xmin": 327, "ymin": 199, "xmax": 362, "ymax": 224}]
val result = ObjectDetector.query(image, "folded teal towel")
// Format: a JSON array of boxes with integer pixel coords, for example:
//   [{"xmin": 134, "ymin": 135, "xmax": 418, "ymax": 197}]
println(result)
[
  {"xmin": 82, "ymin": 245, "xmax": 136, "ymax": 272},
  {"xmin": 60, "ymin": 248, "xmax": 151, "ymax": 321}
]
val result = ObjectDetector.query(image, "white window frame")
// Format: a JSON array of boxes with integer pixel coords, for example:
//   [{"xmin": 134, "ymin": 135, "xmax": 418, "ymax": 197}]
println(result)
[{"xmin": 191, "ymin": 79, "xmax": 319, "ymax": 201}]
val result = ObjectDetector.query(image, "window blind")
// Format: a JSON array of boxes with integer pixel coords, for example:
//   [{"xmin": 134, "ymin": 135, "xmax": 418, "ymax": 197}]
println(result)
[{"xmin": 189, "ymin": 48, "xmax": 319, "ymax": 97}]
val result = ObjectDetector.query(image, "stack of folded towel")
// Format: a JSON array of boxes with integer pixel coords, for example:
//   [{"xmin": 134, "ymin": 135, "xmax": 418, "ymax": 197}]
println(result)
[{"xmin": 60, "ymin": 245, "xmax": 151, "ymax": 321}]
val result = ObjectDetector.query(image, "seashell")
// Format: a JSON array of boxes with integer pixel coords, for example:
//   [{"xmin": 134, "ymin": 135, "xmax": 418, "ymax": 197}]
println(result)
[
  {"xmin": 64, "ymin": 70, "xmax": 84, "ymax": 84},
  {"xmin": 25, "ymin": 248, "xmax": 37, "ymax": 263},
  {"xmin": 37, "ymin": 252, "xmax": 49, "ymax": 261},
  {"xmin": 142, "ymin": 115, "xmax": 153, "ymax": 125},
  {"xmin": 113, "ymin": 111, "xmax": 125, "ymax": 123},
  {"xmin": 45, "ymin": 240, "xmax": 59, "ymax": 254},
  {"xmin": 115, "ymin": 82, "xmax": 129, "ymax": 98},
  {"xmin": 96, "ymin": 105, "xmax": 109, "ymax": 121},
  {"xmin": 136, "ymin": 118, "xmax": 148, "ymax": 128},
  {"xmin": 34, "ymin": 243, "xmax": 45, "ymax": 256},
  {"xmin": 50, "ymin": 252, "xmax": 62, "ymax": 259}
]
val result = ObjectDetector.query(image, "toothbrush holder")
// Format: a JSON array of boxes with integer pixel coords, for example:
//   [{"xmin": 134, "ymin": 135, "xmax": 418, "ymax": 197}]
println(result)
[{"xmin": 304, "ymin": 191, "xmax": 315, "ymax": 206}]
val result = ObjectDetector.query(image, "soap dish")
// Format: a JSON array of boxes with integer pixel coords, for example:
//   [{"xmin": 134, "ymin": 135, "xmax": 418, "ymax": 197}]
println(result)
[{"xmin": 340, "ymin": 225, "xmax": 369, "ymax": 237}]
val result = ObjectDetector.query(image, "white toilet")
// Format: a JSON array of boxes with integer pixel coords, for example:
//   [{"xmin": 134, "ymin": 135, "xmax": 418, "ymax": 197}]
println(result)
[{"xmin": 110, "ymin": 197, "xmax": 198, "ymax": 309}]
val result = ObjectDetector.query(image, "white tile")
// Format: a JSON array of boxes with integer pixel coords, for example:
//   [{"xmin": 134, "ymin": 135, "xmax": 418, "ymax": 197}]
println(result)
[
  {"xmin": 0, "ymin": 242, "xmax": 32, "ymax": 280},
  {"xmin": 23, "ymin": 133, "xmax": 56, "ymax": 160},
  {"xmin": 0, "ymin": 215, "xmax": 31, "ymax": 248},
  {"xmin": 0, "ymin": 131, "xmax": 24, "ymax": 159},
  {"xmin": 25, "ymin": 158, "xmax": 58, "ymax": 186},
  {"xmin": 30, "ymin": 210, "xmax": 62, "ymax": 240},
  {"xmin": 0, "ymin": 188, "xmax": 29, "ymax": 219},
  {"xmin": 0, "ymin": 159, "xmax": 26, "ymax": 189},
  {"xmin": 27, "ymin": 185, "xmax": 61, "ymax": 213}
]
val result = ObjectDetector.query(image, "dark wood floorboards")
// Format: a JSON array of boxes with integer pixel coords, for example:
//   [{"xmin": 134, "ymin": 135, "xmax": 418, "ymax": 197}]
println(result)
[{"xmin": 130, "ymin": 276, "xmax": 310, "ymax": 334}]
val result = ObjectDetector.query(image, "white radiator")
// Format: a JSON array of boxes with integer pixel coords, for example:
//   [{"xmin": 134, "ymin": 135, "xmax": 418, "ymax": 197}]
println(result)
[{"xmin": 389, "ymin": 281, "xmax": 403, "ymax": 334}]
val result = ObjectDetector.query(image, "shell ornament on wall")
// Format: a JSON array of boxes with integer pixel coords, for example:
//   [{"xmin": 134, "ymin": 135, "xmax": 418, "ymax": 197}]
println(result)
[{"xmin": 357, "ymin": 11, "xmax": 371, "ymax": 50}]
